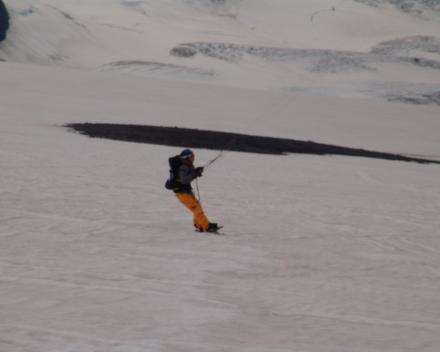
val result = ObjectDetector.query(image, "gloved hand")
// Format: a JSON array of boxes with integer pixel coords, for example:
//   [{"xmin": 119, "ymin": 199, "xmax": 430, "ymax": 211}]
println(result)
[{"xmin": 195, "ymin": 167, "xmax": 204, "ymax": 177}]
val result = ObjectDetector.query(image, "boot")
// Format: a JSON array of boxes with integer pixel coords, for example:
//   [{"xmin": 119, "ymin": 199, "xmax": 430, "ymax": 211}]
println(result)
[
  {"xmin": 194, "ymin": 224, "xmax": 204, "ymax": 232},
  {"xmin": 207, "ymin": 223, "xmax": 218, "ymax": 232}
]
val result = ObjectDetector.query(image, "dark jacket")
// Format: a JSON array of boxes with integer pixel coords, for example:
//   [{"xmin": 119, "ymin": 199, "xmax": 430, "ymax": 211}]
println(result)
[{"xmin": 175, "ymin": 159, "xmax": 199, "ymax": 193}]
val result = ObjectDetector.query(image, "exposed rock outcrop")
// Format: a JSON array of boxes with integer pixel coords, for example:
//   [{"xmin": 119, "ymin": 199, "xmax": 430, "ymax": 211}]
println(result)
[
  {"xmin": 0, "ymin": 0, "xmax": 9, "ymax": 42},
  {"xmin": 66, "ymin": 124, "xmax": 440, "ymax": 165}
]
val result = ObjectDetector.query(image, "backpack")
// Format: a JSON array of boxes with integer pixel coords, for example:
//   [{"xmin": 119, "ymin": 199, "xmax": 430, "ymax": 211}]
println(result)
[{"xmin": 165, "ymin": 155, "xmax": 183, "ymax": 190}]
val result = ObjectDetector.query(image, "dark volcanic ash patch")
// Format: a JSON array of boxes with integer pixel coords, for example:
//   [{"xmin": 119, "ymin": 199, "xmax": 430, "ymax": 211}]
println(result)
[
  {"xmin": 65, "ymin": 123, "xmax": 440, "ymax": 165},
  {"xmin": 0, "ymin": 0, "xmax": 10, "ymax": 43}
]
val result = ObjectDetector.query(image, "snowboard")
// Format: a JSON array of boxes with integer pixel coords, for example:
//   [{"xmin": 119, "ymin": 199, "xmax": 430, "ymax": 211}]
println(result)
[{"xmin": 195, "ymin": 226, "xmax": 224, "ymax": 235}]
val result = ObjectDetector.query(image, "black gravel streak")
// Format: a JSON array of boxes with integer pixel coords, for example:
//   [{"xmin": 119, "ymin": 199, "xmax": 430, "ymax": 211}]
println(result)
[
  {"xmin": 0, "ymin": 0, "xmax": 10, "ymax": 43},
  {"xmin": 65, "ymin": 123, "xmax": 440, "ymax": 165}
]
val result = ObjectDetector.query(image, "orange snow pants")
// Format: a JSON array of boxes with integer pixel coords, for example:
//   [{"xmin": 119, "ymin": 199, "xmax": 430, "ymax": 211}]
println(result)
[{"xmin": 175, "ymin": 192, "xmax": 210, "ymax": 231}]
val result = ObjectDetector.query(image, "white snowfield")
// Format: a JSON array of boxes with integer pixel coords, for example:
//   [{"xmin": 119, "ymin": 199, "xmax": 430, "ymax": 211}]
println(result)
[{"xmin": 1, "ymin": 1, "xmax": 440, "ymax": 352}]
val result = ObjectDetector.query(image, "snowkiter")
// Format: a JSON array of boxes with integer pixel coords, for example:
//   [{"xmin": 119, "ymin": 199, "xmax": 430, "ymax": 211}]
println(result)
[{"xmin": 170, "ymin": 149, "xmax": 218, "ymax": 232}]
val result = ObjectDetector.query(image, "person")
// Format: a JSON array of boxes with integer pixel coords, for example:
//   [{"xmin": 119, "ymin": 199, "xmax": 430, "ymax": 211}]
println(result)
[{"xmin": 173, "ymin": 149, "xmax": 218, "ymax": 232}]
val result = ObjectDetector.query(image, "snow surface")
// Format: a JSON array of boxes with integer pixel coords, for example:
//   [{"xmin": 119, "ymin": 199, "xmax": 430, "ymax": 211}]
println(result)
[{"xmin": 1, "ymin": 1, "xmax": 440, "ymax": 351}]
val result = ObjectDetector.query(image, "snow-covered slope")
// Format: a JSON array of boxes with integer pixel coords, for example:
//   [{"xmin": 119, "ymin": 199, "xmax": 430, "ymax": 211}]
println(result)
[
  {"xmin": 2, "ymin": 0, "xmax": 440, "ymax": 100},
  {"xmin": 1, "ymin": 1, "xmax": 440, "ymax": 352}
]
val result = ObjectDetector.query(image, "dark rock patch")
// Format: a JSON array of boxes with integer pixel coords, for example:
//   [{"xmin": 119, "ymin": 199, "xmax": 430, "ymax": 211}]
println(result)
[
  {"xmin": 387, "ymin": 91, "xmax": 440, "ymax": 106},
  {"xmin": 65, "ymin": 123, "xmax": 440, "ymax": 165},
  {"xmin": 0, "ymin": 0, "xmax": 10, "ymax": 43}
]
